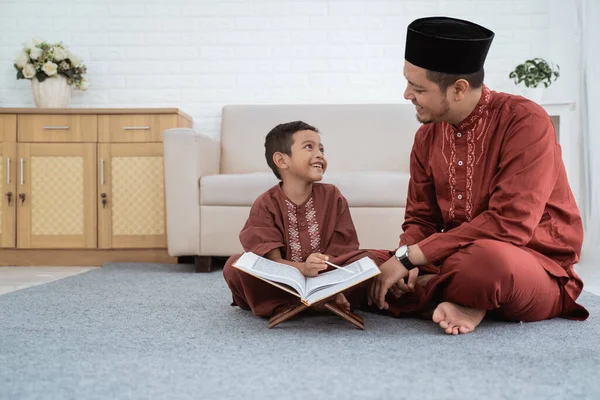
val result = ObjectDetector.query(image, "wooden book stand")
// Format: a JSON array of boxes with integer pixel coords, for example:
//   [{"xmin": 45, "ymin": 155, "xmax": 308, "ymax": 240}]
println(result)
[{"xmin": 268, "ymin": 301, "xmax": 365, "ymax": 330}]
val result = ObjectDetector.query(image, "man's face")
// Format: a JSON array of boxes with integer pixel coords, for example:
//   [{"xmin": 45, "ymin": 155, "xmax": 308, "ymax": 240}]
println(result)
[{"xmin": 403, "ymin": 61, "xmax": 451, "ymax": 124}]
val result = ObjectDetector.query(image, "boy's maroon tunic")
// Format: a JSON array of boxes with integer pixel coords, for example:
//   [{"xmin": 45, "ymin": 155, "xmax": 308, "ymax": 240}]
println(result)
[
  {"xmin": 223, "ymin": 183, "xmax": 388, "ymax": 317},
  {"xmin": 393, "ymin": 85, "xmax": 588, "ymax": 321}
]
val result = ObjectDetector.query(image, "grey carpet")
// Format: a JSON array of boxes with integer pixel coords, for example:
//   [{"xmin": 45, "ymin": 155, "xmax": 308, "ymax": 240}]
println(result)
[{"xmin": 1, "ymin": 263, "xmax": 598, "ymax": 400}]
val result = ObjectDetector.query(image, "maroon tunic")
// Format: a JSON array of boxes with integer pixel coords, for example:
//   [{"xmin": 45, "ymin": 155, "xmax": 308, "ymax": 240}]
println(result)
[
  {"xmin": 395, "ymin": 85, "xmax": 588, "ymax": 320},
  {"xmin": 223, "ymin": 183, "xmax": 388, "ymax": 317}
]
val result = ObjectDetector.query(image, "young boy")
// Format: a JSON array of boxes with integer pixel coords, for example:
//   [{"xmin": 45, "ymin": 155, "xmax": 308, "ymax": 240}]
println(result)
[{"xmin": 222, "ymin": 121, "xmax": 389, "ymax": 318}]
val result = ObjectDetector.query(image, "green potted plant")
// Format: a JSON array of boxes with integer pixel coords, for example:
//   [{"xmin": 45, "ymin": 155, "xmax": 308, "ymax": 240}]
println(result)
[{"xmin": 509, "ymin": 58, "xmax": 559, "ymax": 103}]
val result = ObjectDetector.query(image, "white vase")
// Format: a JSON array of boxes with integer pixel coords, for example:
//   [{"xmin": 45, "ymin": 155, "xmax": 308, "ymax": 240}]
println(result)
[
  {"xmin": 31, "ymin": 74, "xmax": 71, "ymax": 108},
  {"xmin": 522, "ymin": 87, "xmax": 545, "ymax": 104},
  {"xmin": 513, "ymin": 85, "xmax": 545, "ymax": 104}
]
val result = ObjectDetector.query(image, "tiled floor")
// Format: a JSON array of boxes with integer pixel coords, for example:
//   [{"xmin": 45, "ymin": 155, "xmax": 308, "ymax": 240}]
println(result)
[
  {"xmin": 0, "ymin": 264, "xmax": 597, "ymax": 296},
  {"xmin": 0, "ymin": 266, "xmax": 98, "ymax": 295}
]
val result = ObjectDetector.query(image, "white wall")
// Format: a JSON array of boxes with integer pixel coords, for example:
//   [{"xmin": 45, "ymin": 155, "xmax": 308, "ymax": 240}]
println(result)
[
  {"xmin": 579, "ymin": 0, "xmax": 600, "ymax": 263},
  {"xmin": 0, "ymin": 0, "xmax": 574, "ymax": 131},
  {"xmin": 0, "ymin": 0, "xmax": 583, "ymax": 199}
]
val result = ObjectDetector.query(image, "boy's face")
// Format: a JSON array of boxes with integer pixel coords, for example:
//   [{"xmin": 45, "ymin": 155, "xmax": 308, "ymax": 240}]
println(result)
[{"xmin": 279, "ymin": 129, "xmax": 327, "ymax": 182}]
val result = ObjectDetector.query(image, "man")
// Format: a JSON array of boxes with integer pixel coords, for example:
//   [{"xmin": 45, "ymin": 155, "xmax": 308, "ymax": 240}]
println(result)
[{"xmin": 367, "ymin": 16, "xmax": 588, "ymax": 334}]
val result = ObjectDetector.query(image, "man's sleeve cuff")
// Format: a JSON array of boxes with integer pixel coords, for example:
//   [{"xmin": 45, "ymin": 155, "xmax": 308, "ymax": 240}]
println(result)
[{"xmin": 417, "ymin": 233, "xmax": 444, "ymax": 264}]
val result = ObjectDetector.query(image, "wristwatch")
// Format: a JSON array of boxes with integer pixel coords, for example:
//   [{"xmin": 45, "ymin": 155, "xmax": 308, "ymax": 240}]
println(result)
[{"xmin": 394, "ymin": 245, "xmax": 416, "ymax": 270}]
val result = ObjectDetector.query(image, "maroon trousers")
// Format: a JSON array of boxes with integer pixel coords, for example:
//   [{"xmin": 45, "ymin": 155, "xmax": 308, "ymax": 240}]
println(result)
[
  {"xmin": 384, "ymin": 239, "xmax": 588, "ymax": 321},
  {"xmin": 223, "ymin": 240, "xmax": 588, "ymax": 321},
  {"xmin": 223, "ymin": 250, "xmax": 389, "ymax": 317},
  {"xmin": 223, "ymin": 255, "xmax": 301, "ymax": 317}
]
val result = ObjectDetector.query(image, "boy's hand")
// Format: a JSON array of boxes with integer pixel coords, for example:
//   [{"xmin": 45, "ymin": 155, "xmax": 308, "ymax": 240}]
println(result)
[{"xmin": 302, "ymin": 253, "xmax": 329, "ymax": 277}]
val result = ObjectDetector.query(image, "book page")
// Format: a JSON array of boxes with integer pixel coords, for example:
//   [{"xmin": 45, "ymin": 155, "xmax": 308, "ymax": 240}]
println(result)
[
  {"xmin": 304, "ymin": 257, "xmax": 380, "ymax": 304},
  {"xmin": 304, "ymin": 260, "xmax": 367, "ymax": 295},
  {"xmin": 232, "ymin": 252, "xmax": 307, "ymax": 297}
]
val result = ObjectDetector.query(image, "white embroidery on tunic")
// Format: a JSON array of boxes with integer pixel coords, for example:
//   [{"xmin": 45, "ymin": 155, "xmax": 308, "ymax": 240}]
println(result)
[
  {"xmin": 304, "ymin": 198, "xmax": 321, "ymax": 253},
  {"xmin": 448, "ymin": 132, "xmax": 457, "ymax": 221},
  {"xmin": 460, "ymin": 88, "xmax": 491, "ymax": 130},
  {"xmin": 449, "ymin": 86, "xmax": 493, "ymax": 222},
  {"xmin": 466, "ymin": 128, "xmax": 475, "ymax": 221},
  {"xmin": 441, "ymin": 125, "xmax": 450, "ymax": 165},
  {"xmin": 285, "ymin": 200, "xmax": 302, "ymax": 262},
  {"xmin": 476, "ymin": 109, "xmax": 498, "ymax": 166}
]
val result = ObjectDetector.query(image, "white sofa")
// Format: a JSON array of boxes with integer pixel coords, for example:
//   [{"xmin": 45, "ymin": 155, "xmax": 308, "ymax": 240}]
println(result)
[{"xmin": 163, "ymin": 104, "xmax": 420, "ymax": 270}]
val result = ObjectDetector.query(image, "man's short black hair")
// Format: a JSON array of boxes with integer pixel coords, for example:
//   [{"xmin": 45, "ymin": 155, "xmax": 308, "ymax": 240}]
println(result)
[
  {"xmin": 265, "ymin": 120, "xmax": 319, "ymax": 180},
  {"xmin": 426, "ymin": 69, "xmax": 485, "ymax": 92}
]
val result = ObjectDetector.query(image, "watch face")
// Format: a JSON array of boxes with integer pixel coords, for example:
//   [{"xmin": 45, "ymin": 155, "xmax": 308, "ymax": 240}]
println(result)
[{"xmin": 395, "ymin": 245, "xmax": 408, "ymax": 258}]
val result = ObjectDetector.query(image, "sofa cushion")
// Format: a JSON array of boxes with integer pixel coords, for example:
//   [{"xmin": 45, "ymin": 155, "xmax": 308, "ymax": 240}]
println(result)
[
  {"xmin": 200, "ymin": 171, "xmax": 410, "ymax": 207},
  {"xmin": 220, "ymin": 104, "xmax": 420, "ymax": 175}
]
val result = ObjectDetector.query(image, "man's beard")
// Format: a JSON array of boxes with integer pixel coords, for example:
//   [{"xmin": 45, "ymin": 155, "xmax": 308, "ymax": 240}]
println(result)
[{"xmin": 417, "ymin": 98, "xmax": 451, "ymax": 124}]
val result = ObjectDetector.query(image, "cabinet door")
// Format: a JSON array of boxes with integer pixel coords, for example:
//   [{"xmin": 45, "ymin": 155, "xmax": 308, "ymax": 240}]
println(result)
[
  {"xmin": 98, "ymin": 143, "xmax": 167, "ymax": 248},
  {"xmin": 17, "ymin": 143, "xmax": 97, "ymax": 248},
  {"xmin": 0, "ymin": 143, "xmax": 17, "ymax": 248}
]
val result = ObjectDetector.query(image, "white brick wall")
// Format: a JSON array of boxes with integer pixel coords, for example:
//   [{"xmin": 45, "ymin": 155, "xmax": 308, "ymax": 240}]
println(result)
[{"xmin": 0, "ymin": 0, "xmax": 578, "ymax": 139}]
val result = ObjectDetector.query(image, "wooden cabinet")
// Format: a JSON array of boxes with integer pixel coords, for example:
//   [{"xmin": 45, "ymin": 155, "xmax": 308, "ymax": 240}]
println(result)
[
  {"xmin": 98, "ymin": 114, "xmax": 177, "ymax": 143},
  {"xmin": 0, "ymin": 108, "xmax": 192, "ymax": 265},
  {"xmin": 17, "ymin": 114, "xmax": 97, "ymax": 142},
  {"xmin": 16, "ymin": 143, "xmax": 97, "ymax": 249},
  {"xmin": 98, "ymin": 143, "xmax": 166, "ymax": 249},
  {"xmin": 0, "ymin": 141, "xmax": 17, "ymax": 248}
]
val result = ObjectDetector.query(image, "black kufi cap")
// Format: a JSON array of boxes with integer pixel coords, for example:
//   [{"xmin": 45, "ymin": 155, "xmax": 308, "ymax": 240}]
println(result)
[{"xmin": 405, "ymin": 17, "xmax": 494, "ymax": 74}]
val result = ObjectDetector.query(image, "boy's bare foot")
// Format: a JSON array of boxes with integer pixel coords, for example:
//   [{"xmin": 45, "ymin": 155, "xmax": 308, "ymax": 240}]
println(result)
[
  {"xmin": 312, "ymin": 293, "xmax": 351, "ymax": 313},
  {"xmin": 416, "ymin": 274, "xmax": 435, "ymax": 286},
  {"xmin": 432, "ymin": 302, "xmax": 486, "ymax": 335},
  {"xmin": 333, "ymin": 293, "xmax": 351, "ymax": 311}
]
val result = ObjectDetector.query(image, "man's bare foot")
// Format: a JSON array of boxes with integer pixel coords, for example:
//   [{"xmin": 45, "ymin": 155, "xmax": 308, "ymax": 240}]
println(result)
[{"xmin": 432, "ymin": 302, "xmax": 486, "ymax": 335}]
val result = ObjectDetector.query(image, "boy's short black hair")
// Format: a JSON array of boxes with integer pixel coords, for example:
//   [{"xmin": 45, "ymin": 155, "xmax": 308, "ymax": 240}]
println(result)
[{"xmin": 265, "ymin": 120, "xmax": 319, "ymax": 180}]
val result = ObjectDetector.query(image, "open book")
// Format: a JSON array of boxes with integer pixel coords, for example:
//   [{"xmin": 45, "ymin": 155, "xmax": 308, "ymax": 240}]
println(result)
[{"xmin": 232, "ymin": 252, "xmax": 381, "ymax": 306}]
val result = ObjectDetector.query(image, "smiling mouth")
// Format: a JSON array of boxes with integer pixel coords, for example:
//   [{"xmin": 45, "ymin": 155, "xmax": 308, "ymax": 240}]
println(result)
[{"xmin": 311, "ymin": 163, "xmax": 323, "ymax": 170}]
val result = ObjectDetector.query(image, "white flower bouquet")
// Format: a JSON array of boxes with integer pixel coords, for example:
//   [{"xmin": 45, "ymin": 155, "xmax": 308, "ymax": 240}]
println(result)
[{"xmin": 14, "ymin": 38, "xmax": 89, "ymax": 90}]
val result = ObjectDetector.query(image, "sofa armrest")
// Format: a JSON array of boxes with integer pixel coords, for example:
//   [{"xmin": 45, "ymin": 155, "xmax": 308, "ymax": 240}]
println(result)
[{"xmin": 163, "ymin": 128, "xmax": 220, "ymax": 256}]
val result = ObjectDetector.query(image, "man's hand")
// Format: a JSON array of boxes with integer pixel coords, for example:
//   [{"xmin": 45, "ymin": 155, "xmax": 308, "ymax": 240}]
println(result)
[
  {"xmin": 302, "ymin": 253, "xmax": 329, "ymax": 277},
  {"xmin": 368, "ymin": 256, "xmax": 409, "ymax": 310},
  {"xmin": 389, "ymin": 267, "xmax": 419, "ymax": 298}
]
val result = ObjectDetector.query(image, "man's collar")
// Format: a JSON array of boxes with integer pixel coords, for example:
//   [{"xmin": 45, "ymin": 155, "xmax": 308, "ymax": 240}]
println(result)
[{"xmin": 456, "ymin": 84, "xmax": 492, "ymax": 132}]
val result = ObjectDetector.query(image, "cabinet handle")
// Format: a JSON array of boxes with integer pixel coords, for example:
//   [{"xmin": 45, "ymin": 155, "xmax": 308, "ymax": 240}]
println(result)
[
  {"xmin": 20, "ymin": 158, "xmax": 23, "ymax": 185},
  {"xmin": 7, "ymin": 158, "xmax": 10, "ymax": 185},
  {"xmin": 123, "ymin": 126, "xmax": 150, "ymax": 130},
  {"xmin": 100, "ymin": 159, "xmax": 105, "ymax": 185},
  {"xmin": 43, "ymin": 126, "xmax": 70, "ymax": 130}
]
